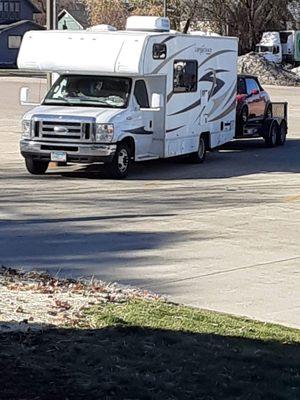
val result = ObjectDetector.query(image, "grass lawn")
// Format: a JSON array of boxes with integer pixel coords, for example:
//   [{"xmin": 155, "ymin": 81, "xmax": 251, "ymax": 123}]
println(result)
[{"xmin": 1, "ymin": 299, "xmax": 300, "ymax": 400}]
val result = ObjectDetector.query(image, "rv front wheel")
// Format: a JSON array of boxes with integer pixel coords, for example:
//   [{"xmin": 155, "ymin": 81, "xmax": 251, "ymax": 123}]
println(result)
[
  {"xmin": 106, "ymin": 143, "xmax": 131, "ymax": 179},
  {"xmin": 188, "ymin": 136, "xmax": 206, "ymax": 163},
  {"xmin": 25, "ymin": 158, "xmax": 49, "ymax": 175}
]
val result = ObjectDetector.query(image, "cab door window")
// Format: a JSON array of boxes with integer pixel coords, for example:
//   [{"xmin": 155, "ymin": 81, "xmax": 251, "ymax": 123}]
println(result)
[{"xmin": 134, "ymin": 80, "xmax": 149, "ymax": 108}]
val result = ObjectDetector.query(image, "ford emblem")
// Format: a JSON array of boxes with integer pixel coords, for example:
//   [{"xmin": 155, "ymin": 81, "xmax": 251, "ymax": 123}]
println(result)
[{"xmin": 54, "ymin": 126, "xmax": 68, "ymax": 133}]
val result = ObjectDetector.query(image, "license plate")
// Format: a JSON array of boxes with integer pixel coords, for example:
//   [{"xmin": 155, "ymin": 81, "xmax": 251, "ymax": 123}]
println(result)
[{"xmin": 51, "ymin": 151, "xmax": 67, "ymax": 162}]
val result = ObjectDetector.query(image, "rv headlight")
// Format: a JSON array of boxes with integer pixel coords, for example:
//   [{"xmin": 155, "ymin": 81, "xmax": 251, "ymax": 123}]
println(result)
[
  {"xmin": 95, "ymin": 123, "xmax": 114, "ymax": 142},
  {"xmin": 22, "ymin": 119, "xmax": 32, "ymax": 138}
]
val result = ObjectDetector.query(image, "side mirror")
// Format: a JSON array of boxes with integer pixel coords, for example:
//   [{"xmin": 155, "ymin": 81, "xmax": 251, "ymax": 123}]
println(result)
[
  {"xmin": 251, "ymin": 89, "xmax": 259, "ymax": 95},
  {"xmin": 151, "ymin": 93, "xmax": 164, "ymax": 109},
  {"xmin": 20, "ymin": 87, "xmax": 40, "ymax": 106}
]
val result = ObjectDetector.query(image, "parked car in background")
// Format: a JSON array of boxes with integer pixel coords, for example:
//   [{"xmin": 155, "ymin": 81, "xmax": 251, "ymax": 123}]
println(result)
[{"xmin": 236, "ymin": 74, "xmax": 271, "ymax": 135}]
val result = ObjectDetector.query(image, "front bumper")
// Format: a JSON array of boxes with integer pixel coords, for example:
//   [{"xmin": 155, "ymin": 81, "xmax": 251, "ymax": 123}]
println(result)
[{"xmin": 20, "ymin": 140, "xmax": 117, "ymax": 164}]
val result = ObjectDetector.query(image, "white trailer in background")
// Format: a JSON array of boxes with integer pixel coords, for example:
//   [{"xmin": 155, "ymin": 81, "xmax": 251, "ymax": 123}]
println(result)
[
  {"xmin": 18, "ymin": 16, "xmax": 238, "ymax": 178},
  {"xmin": 256, "ymin": 31, "xmax": 300, "ymax": 65}
]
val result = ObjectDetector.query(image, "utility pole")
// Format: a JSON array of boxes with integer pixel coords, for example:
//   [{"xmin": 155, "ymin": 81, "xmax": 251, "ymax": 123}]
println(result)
[
  {"xmin": 46, "ymin": 0, "xmax": 56, "ymax": 30},
  {"xmin": 46, "ymin": 0, "xmax": 57, "ymax": 89},
  {"xmin": 163, "ymin": 0, "xmax": 167, "ymax": 17}
]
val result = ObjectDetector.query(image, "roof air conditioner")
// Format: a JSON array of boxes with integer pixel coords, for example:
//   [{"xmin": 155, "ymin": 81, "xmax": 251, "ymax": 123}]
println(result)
[{"xmin": 126, "ymin": 16, "xmax": 170, "ymax": 32}]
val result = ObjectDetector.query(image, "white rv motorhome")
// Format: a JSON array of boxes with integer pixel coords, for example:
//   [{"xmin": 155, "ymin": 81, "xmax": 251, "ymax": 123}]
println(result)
[{"xmin": 18, "ymin": 16, "xmax": 238, "ymax": 178}]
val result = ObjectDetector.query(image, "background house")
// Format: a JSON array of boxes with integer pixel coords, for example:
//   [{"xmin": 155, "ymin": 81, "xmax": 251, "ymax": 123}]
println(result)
[
  {"xmin": 0, "ymin": 0, "xmax": 44, "ymax": 68},
  {"xmin": 58, "ymin": 7, "xmax": 90, "ymax": 30}
]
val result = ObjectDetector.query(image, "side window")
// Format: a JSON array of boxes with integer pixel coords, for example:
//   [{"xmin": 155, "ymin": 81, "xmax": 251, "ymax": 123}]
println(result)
[
  {"xmin": 8, "ymin": 35, "xmax": 22, "ymax": 49},
  {"xmin": 246, "ymin": 78, "xmax": 259, "ymax": 95},
  {"xmin": 173, "ymin": 60, "xmax": 198, "ymax": 93},
  {"xmin": 134, "ymin": 80, "xmax": 149, "ymax": 108},
  {"xmin": 237, "ymin": 78, "xmax": 246, "ymax": 94},
  {"xmin": 153, "ymin": 43, "xmax": 166, "ymax": 60},
  {"xmin": 273, "ymin": 45, "xmax": 280, "ymax": 55}
]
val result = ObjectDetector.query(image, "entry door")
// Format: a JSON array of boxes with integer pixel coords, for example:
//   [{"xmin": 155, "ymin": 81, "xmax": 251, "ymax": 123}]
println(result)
[
  {"xmin": 133, "ymin": 77, "xmax": 166, "ymax": 158},
  {"xmin": 133, "ymin": 79, "xmax": 155, "ymax": 157},
  {"xmin": 145, "ymin": 76, "xmax": 166, "ymax": 157}
]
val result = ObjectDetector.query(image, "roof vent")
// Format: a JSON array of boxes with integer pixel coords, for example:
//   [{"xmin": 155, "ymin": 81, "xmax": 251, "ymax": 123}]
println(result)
[
  {"xmin": 126, "ymin": 16, "xmax": 170, "ymax": 32},
  {"xmin": 87, "ymin": 24, "xmax": 117, "ymax": 32}
]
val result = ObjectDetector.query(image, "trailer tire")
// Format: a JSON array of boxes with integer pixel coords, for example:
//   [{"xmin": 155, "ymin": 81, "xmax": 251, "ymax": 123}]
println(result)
[
  {"xmin": 106, "ymin": 143, "xmax": 131, "ymax": 179},
  {"xmin": 236, "ymin": 106, "xmax": 248, "ymax": 136},
  {"xmin": 25, "ymin": 158, "xmax": 49, "ymax": 175},
  {"xmin": 276, "ymin": 121, "xmax": 287, "ymax": 146},
  {"xmin": 188, "ymin": 135, "xmax": 206, "ymax": 163},
  {"xmin": 264, "ymin": 120, "xmax": 279, "ymax": 148}
]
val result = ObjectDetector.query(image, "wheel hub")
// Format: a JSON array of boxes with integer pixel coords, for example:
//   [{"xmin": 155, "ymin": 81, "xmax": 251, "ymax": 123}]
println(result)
[{"xmin": 118, "ymin": 149, "xmax": 129, "ymax": 173}]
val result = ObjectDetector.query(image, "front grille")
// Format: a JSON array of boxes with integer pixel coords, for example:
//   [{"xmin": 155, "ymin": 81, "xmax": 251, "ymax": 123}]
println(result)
[
  {"xmin": 33, "ymin": 119, "xmax": 94, "ymax": 142},
  {"xmin": 41, "ymin": 144, "xmax": 78, "ymax": 152}
]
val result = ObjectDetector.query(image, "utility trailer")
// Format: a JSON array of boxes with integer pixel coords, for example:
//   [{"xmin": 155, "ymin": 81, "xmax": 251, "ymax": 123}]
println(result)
[
  {"xmin": 236, "ymin": 102, "xmax": 288, "ymax": 147},
  {"xmin": 256, "ymin": 31, "xmax": 300, "ymax": 65}
]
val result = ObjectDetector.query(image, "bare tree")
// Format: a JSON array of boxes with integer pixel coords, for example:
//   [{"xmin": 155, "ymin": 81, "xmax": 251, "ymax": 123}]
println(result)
[
  {"xmin": 197, "ymin": 0, "xmax": 294, "ymax": 53},
  {"xmin": 31, "ymin": 0, "xmax": 86, "ymax": 25}
]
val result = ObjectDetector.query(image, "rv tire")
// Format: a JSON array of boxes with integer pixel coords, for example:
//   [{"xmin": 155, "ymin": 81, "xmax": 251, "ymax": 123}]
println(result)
[
  {"xmin": 25, "ymin": 158, "xmax": 49, "ymax": 175},
  {"xmin": 106, "ymin": 143, "xmax": 131, "ymax": 179},
  {"xmin": 188, "ymin": 136, "xmax": 206, "ymax": 163}
]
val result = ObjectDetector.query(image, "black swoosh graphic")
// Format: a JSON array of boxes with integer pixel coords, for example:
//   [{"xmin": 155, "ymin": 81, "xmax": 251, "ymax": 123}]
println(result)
[
  {"xmin": 199, "ymin": 69, "xmax": 229, "ymax": 99},
  {"xmin": 166, "ymin": 125, "xmax": 185, "ymax": 133},
  {"xmin": 168, "ymin": 99, "xmax": 201, "ymax": 116},
  {"xmin": 198, "ymin": 50, "xmax": 236, "ymax": 69},
  {"xmin": 167, "ymin": 91, "xmax": 174, "ymax": 103},
  {"xmin": 161, "ymin": 36, "xmax": 176, "ymax": 44},
  {"xmin": 208, "ymin": 99, "xmax": 236, "ymax": 122},
  {"xmin": 199, "ymin": 71, "xmax": 225, "ymax": 99},
  {"xmin": 123, "ymin": 127, "xmax": 153, "ymax": 135},
  {"xmin": 151, "ymin": 44, "xmax": 195, "ymax": 74}
]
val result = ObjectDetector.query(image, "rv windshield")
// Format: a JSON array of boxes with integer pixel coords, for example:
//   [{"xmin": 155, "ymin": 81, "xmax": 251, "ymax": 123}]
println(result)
[{"xmin": 43, "ymin": 75, "xmax": 132, "ymax": 108}]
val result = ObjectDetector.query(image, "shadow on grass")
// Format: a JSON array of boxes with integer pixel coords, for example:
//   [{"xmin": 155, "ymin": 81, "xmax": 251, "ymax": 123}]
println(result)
[{"xmin": 0, "ymin": 323, "xmax": 299, "ymax": 400}]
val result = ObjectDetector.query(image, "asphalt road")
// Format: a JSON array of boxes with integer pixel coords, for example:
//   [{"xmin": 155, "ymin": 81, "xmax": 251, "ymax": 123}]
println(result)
[{"xmin": 0, "ymin": 78, "xmax": 299, "ymax": 328}]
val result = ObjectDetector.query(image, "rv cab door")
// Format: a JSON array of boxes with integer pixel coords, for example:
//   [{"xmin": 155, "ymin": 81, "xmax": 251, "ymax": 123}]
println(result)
[{"xmin": 132, "ymin": 78, "xmax": 165, "ymax": 159}]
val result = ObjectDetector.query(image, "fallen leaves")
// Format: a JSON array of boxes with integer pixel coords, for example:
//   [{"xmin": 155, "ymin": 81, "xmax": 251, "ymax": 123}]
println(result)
[{"xmin": 0, "ymin": 266, "xmax": 164, "ymax": 332}]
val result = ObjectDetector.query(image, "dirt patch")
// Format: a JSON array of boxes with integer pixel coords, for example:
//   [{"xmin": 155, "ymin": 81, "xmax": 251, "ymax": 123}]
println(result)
[{"xmin": 0, "ymin": 267, "xmax": 161, "ymax": 332}]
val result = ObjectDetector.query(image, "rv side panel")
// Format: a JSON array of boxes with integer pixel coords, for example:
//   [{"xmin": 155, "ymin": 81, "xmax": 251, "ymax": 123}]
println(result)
[{"xmin": 144, "ymin": 34, "xmax": 238, "ymax": 158}]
